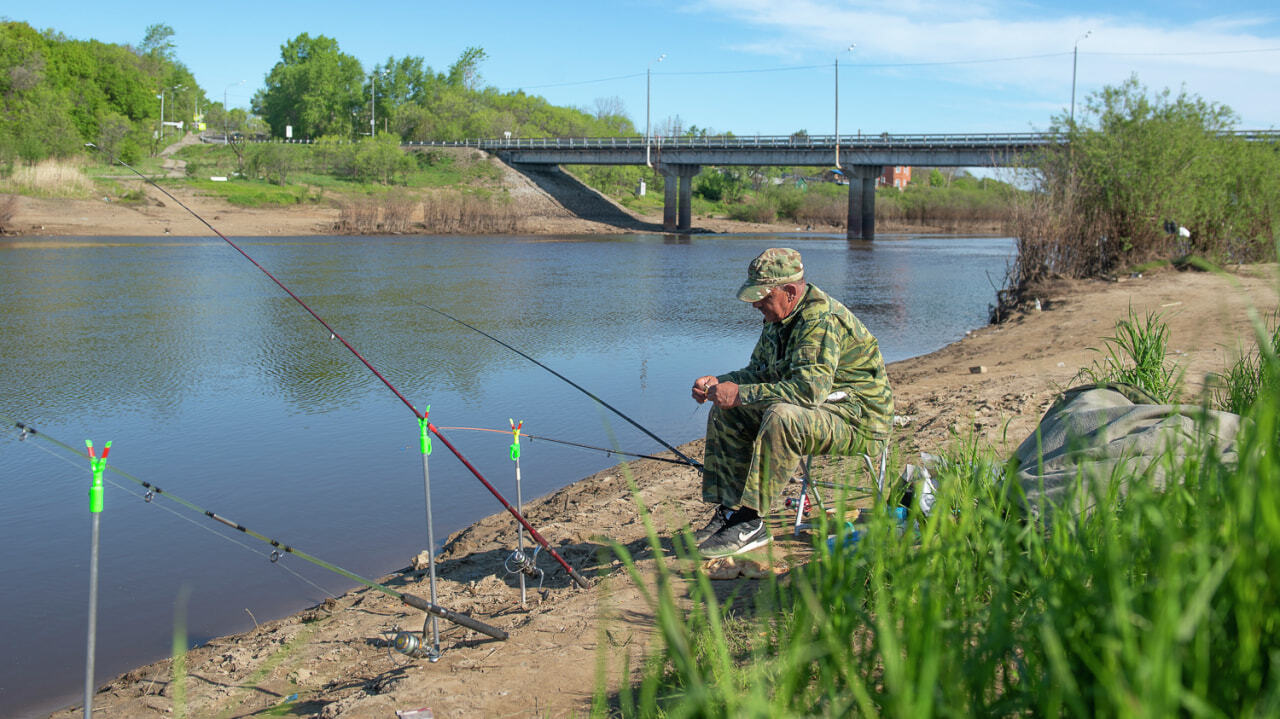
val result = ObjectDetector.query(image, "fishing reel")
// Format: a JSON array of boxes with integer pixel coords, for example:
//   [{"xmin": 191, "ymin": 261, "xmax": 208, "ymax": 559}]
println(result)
[
  {"xmin": 391, "ymin": 629, "xmax": 440, "ymax": 662},
  {"xmin": 503, "ymin": 546, "xmax": 545, "ymax": 589}
]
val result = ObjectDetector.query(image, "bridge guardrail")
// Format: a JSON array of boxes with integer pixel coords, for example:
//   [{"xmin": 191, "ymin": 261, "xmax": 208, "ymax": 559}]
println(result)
[{"xmin": 200, "ymin": 129, "xmax": 1279, "ymax": 150}]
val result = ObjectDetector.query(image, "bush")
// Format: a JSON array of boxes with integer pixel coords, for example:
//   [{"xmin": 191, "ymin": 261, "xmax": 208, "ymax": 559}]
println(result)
[
  {"xmin": 354, "ymin": 133, "xmax": 414, "ymax": 184},
  {"xmin": 728, "ymin": 196, "xmax": 778, "ymax": 223},
  {"xmin": 245, "ymin": 143, "xmax": 297, "ymax": 185},
  {"xmin": 694, "ymin": 168, "xmax": 747, "ymax": 204},
  {"xmin": 1010, "ymin": 76, "xmax": 1280, "ymax": 293}
]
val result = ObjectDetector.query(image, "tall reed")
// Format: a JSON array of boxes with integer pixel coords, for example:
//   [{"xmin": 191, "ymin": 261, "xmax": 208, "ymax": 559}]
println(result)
[{"xmin": 0, "ymin": 157, "xmax": 95, "ymax": 197}]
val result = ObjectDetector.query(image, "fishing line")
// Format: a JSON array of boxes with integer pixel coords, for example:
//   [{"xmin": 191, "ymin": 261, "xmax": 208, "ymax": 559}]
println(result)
[
  {"xmin": 4, "ymin": 414, "xmax": 508, "ymax": 641},
  {"xmin": 16, "ymin": 434, "xmax": 306, "ymax": 580},
  {"xmin": 83, "ymin": 143, "xmax": 590, "ymax": 591},
  {"xmin": 413, "ymin": 301, "xmax": 703, "ymax": 470},
  {"xmin": 434, "ymin": 426, "xmax": 697, "ymax": 466}
]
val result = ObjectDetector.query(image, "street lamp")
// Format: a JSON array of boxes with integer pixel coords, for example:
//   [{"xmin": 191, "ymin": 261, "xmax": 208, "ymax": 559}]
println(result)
[
  {"xmin": 645, "ymin": 53, "xmax": 665, "ymax": 167},
  {"xmin": 370, "ymin": 70, "xmax": 389, "ymax": 137},
  {"xmin": 835, "ymin": 44, "xmax": 855, "ymax": 167},
  {"xmin": 156, "ymin": 91, "xmax": 164, "ymax": 142},
  {"xmin": 1070, "ymin": 30, "xmax": 1091, "ymax": 126},
  {"xmin": 224, "ymin": 80, "xmax": 244, "ymax": 144},
  {"xmin": 171, "ymin": 84, "xmax": 186, "ymax": 137}
]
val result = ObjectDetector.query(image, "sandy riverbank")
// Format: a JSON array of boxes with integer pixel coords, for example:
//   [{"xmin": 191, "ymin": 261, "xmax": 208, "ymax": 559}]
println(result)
[
  {"xmin": 41, "ymin": 262, "xmax": 1276, "ymax": 718},
  {"xmin": 2, "ymin": 156, "xmax": 1003, "ymax": 239}
]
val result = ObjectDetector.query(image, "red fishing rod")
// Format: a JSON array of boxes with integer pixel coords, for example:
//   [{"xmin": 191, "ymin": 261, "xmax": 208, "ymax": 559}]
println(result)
[{"xmin": 86, "ymin": 143, "xmax": 590, "ymax": 591}]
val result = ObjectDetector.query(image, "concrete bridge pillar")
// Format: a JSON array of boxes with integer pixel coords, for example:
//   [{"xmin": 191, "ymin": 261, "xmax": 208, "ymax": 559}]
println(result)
[
  {"xmin": 662, "ymin": 168, "xmax": 679, "ymax": 231},
  {"xmin": 660, "ymin": 164, "xmax": 701, "ymax": 232},
  {"xmin": 845, "ymin": 165, "xmax": 881, "ymax": 240}
]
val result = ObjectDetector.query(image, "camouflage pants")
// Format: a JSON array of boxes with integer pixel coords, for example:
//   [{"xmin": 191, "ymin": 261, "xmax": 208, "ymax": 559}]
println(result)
[{"xmin": 702, "ymin": 402, "xmax": 884, "ymax": 514}]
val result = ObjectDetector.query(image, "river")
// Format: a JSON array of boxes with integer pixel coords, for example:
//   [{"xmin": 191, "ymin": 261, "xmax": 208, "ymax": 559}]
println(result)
[{"xmin": 0, "ymin": 232, "xmax": 1014, "ymax": 717}]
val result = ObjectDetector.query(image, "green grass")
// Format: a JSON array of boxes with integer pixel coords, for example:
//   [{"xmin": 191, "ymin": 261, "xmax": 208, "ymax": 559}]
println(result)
[
  {"xmin": 603, "ymin": 302, "xmax": 1280, "ymax": 718},
  {"xmin": 168, "ymin": 143, "xmax": 503, "ymax": 207},
  {"xmin": 1213, "ymin": 310, "xmax": 1280, "ymax": 416},
  {"xmin": 83, "ymin": 155, "xmax": 168, "ymax": 178},
  {"xmin": 1074, "ymin": 305, "xmax": 1181, "ymax": 402},
  {"xmin": 182, "ymin": 177, "xmax": 324, "ymax": 207}
]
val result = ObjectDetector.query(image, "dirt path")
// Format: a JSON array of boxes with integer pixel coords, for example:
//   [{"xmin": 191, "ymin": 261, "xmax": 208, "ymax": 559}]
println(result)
[
  {"xmin": 49, "ymin": 263, "xmax": 1277, "ymax": 719},
  {"xmin": 158, "ymin": 132, "xmax": 202, "ymax": 178}
]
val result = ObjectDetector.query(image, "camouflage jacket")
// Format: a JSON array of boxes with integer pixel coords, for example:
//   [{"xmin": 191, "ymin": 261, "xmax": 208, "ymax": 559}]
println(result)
[{"xmin": 717, "ymin": 284, "xmax": 894, "ymax": 440}]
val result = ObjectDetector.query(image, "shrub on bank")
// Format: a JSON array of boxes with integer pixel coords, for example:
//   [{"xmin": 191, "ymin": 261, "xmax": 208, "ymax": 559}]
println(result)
[{"xmin": 1009, "ymin": 76, "xmax": 1280, "ymax": 294}]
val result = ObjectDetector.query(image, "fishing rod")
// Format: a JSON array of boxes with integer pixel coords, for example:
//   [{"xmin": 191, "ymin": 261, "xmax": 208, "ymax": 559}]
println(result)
[
  {"xmin": 435, "ymin": 426, "xmax": 697, "ymax": 466},
  {"xmin": 84, "ymin": 143, "xmax": 590, "ymax": 591},
  {"xmin": 3, "ymin": 415, "xmax": 508, "ymax": 641},
  {"xmin": 414, "ymin": 301, "xmax": 704, "ymax": 470}
]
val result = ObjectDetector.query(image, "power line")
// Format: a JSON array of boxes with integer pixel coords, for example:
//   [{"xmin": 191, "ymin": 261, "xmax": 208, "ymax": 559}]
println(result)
[
  {"xmin": 504, "ymin": 45, "xmax": 1280, "ymax": 94},
  {"xmin": 1092, "ymin": 46, "xmax": 1280, "ymax": 58}
]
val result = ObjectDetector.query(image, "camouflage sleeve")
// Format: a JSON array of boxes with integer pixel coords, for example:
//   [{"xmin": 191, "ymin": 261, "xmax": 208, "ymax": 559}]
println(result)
[{"xmin": 735, "ymin": 314, "xmax": 839, "ymax": 407}]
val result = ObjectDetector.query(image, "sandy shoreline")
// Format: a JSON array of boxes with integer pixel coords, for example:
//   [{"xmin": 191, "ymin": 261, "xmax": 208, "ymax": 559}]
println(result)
[
  {"xmin": 29, "ymin": 260, "xmax": 1274, "ymax": 718},
  {"xmin": 1, "ymin": 166, "xmax": 1004, "ymax": 239}
]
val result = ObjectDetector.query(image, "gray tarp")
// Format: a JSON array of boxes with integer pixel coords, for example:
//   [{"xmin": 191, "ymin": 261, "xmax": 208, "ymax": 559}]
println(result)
[{"xmin": 1011, "ymin": 384, "xmax": 1241, "ymax": 518}]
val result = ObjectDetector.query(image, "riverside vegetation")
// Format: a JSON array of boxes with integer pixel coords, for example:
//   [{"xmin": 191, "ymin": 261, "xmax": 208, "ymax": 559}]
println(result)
[
  {"xmin": 608, "ymin": 294, "xmax": 1280, "ymax": 718},
  {"xmin": 0, "ymin": 19, "xmax": 1018, "ymax": 235},
  {"xmin": 1004, "ymin": 76, "xmax": 1280, "ymax": 308}
]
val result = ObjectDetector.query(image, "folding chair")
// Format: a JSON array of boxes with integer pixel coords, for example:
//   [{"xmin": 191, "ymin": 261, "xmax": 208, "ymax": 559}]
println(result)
[{"xmin": 792, "ymin": 441, "xmax": 890, "ymax": 537}]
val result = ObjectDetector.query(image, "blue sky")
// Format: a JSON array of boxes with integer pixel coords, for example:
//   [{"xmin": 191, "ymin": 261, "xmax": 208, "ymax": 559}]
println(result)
[{"xmin": 9, "ymin": 0, "xmax": 1280, "ymax": 136}]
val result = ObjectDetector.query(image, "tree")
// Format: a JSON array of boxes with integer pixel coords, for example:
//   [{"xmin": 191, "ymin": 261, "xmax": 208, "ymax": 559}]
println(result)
[
  {"xmin": 138, "ymin": 24, "xmax": 175, "ymax": 59},
  {"xmin": 592, "ymin": 96, "xmax": 633, "ymax": 134},
  {"xmin": 1015, "ymin": 74, "xmax": 1279, "ymax": 287},
  {"xmin": 447, "ymin": 46, "xmax": 487, "ymax": 91},
  {"xmin": 255, "ymin": 33, "xmax": 364, "ymax": 139}
]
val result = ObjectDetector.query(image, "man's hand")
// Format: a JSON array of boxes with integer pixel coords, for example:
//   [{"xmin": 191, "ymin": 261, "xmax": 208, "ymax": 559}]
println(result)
[
  {"xmin": 691, "ymin": 375, "xmax": 719, "ymax": 403},
  {"xmin": 707, "ymin": 381, "xmax": 741, "ymax": 409}
]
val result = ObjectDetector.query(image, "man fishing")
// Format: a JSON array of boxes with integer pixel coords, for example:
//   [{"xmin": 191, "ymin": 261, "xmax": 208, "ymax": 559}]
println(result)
[{"xmin": 690, "ymin": 247, "xmax": 894, "ymax": 557}]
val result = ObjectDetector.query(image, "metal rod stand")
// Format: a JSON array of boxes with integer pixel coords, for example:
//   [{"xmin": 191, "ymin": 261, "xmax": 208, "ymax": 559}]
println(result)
[
  {"xmin": 84, "ymin": 439, "xmax": 110, "ymax": 718},
  {"xmin": 85, "ymin": 511, "xmax": 99, "ymax": 718},
  {"xmin": 418, "ymin": 416, "xmax": 440, "ymax": 660}
]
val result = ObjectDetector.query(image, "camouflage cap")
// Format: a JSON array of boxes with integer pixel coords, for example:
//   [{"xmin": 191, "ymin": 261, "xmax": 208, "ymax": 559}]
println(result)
[{"xmin": 736, "ymin": 248, "xmax": 804, "ymax": 302}]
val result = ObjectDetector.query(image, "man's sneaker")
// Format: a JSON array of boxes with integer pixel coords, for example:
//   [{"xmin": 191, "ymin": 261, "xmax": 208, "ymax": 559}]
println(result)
[
  {"xmin": 698, "ymin": 517, "xmax": 771, "ymax": 558},
  {"xmin": 692, "ymin": 506, "xmax": 733, "ymax": 543}
]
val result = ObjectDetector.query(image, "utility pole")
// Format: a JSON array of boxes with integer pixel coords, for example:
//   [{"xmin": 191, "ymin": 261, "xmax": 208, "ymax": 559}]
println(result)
[
  {"xmin": 1070, "ymin": 31, "xmax": 1091, "ymax": 126},
  {"xmin": 224, "ymin": 80, "xmax": 244, "ymax": 144},
  {"xmin": 645, "ymin": 53, "xmax": 665, "ymax": 167},
  {"xmin": 835, "ymin": 45, "xmax": 854, "ymax": 167}
]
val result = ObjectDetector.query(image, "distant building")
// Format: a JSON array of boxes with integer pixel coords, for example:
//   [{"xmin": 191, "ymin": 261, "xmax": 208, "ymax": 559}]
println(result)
[{"xmin": 878, "ymin": 166, "xmax": 912, "ymax": 190}]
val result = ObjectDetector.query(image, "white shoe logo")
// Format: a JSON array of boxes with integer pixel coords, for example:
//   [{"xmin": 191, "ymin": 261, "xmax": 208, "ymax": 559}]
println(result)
[{"xmin": 737, "ymin": 525, "xmax": 757, "ymax": 541}]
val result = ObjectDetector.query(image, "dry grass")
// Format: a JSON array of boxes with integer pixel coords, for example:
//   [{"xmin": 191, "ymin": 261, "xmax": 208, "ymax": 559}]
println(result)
[
  {"xmin": 0, "ymin": 158, "xmax": 96, "ymax": 198},
  {"xmin": 335, "ymin": 198, "xmax": 383, "ymax": 234},
  {"xmin": 334, "ymin": 190, "xmax": 523, "ymax": 235},
  {"xmin": 420, "ymin": 192, "xmax": 521, "ymax": 234},
  {"xmin": 0, "ymin": 194, "xmax": 16, "ymax": 233}
]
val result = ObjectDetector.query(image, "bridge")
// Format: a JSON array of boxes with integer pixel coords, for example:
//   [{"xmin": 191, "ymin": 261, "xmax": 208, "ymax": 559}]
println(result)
[
  {"xmin": 408, "ymin": 132, "xmax": 1052, "ymax": 239},
  {"xmin": 214, "ymin": 129, "xmax": 1278, "ymax": 239}
]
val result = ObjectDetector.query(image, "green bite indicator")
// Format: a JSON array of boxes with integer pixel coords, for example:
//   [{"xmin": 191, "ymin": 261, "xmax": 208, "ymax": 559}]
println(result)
[
  {"xmin": 509, "ymin": 419, "xmax": 522, "ymax": 461},
  {"xmin": 418, "ymin": 406, "xmax": 432, "ymax": 456},
  {"xmin": 85, "ymin": 439, "xmax": 111, "ymax": 514}
]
